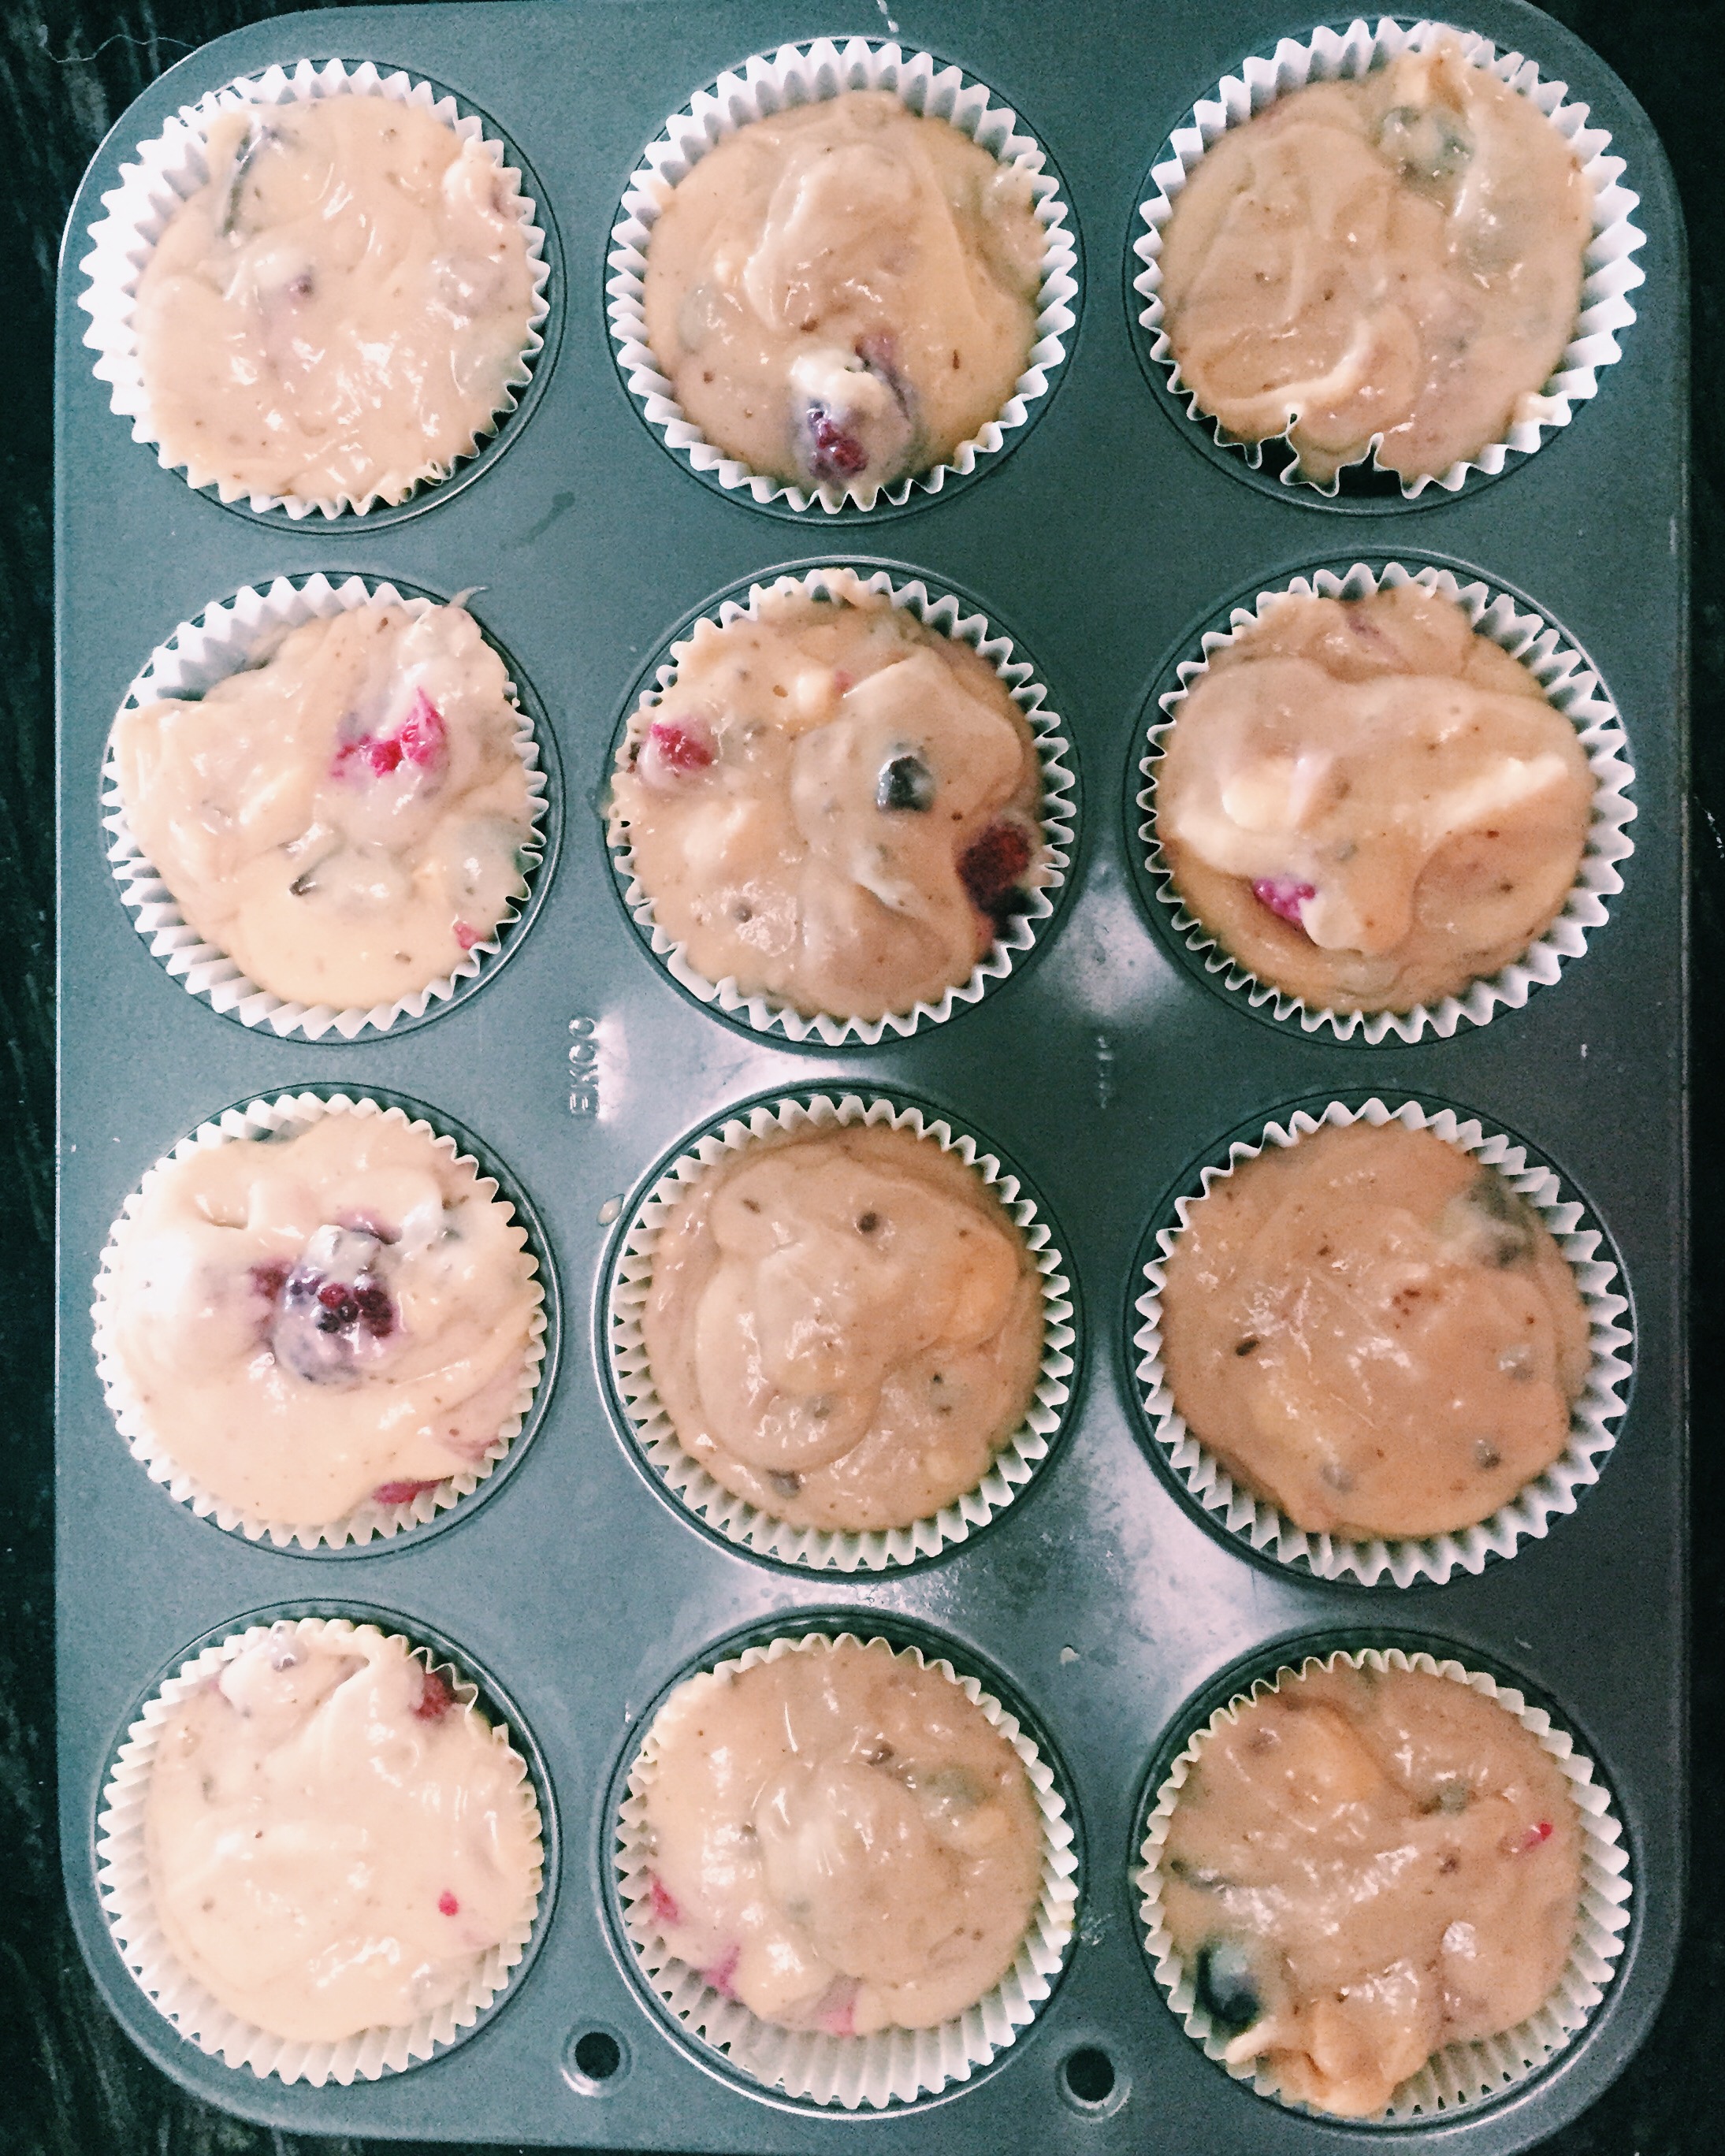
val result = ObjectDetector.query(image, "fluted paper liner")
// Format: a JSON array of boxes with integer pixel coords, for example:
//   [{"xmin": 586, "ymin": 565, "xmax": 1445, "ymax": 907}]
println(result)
[
  {"xmin": 1137, "ymin": 560, "xmax": 1635, "ymax": 1043},
  {"xmin": 609, "ymin": 566, "xmax": 1076, "ymax": 1045},
  {"xmin": 1137, "ymin": 1645, "xmax": 1633, "ymax": 2118},
  {"xmin": 97, "ymin": 1616, "xmax": 546, "ymax": 2083},
  {"xmin": 1131, "ymin": 17, "xmax": 1645, "ymax": 497},
  {"xmin": 1133, "ymin": 1097, "xmax": 1631, "ymax": 1587},
  {"xmin": 616, "ymin": 1630, "xmax": 1079, "ymax": 2106},
  {"xmin": 608, "ymin": 38, "xmax": 1078, "ymax": 513},
  {"xmin": 608, "ymin": 1092, "xmax": 1075, "ymax": 1571},
  {"xmin": 78, "ymin": 58, "xmax": 551, "ymax": 518},
  {"xmin": 102, "ymin": 574, "xmax": 550, "ymax": 1041},
  {"xmin": 93, "ymin": 1091, "xmax": 548, "ymax": 1549}
]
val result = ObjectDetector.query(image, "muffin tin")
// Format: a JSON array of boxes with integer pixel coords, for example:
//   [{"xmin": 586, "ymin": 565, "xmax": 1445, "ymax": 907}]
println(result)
[{"xmin": 54, "ymin": 2, "xmax": 1686, "ymax": 2150}]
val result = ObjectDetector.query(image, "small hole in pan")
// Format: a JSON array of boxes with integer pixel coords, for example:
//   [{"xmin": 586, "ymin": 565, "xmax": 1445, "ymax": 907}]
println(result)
[
  {"xmin": 1061, "ymin": 2044, "xmax": 1121, "ymax": 2110},
  {"xmin": 563, "ymin": 2024, "xmax": 628, "ymax": 2094}
]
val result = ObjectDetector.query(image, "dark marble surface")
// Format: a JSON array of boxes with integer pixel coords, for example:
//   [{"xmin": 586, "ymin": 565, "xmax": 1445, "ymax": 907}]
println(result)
[{"xmin": 3, "ymin": 2, "xmax": 1718, "ymax": 2150}]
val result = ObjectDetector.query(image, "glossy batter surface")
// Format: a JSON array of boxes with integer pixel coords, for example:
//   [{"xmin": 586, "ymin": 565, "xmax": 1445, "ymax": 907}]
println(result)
[
  {"xmin": 1161, "ymin": 1662, "xmax": 1582, "ymax": 2118},
  {"xmin": 146, "ymin": 1626, "xmax": 540, "ymax": 2045},
  {"xmin": 113, "ymin": 600, "xmax": 537, "ymax": 1012},
  {"xmin": 106, "ymin": 1113, "xmax": 539, "ymax": 1529},
  {"xmin": 643, "ymin": 91, "xmax": 1044, "ymax": 491},
  {"xmin": 1154, "ymin": 585, "xmax": 1594, "ymax": 1013},
  {"xmin": 638, "ymin": 1638, "xmax": 1043, "ymax": 2034},
  {"xmin": 612, "ymin": 581, "xmax": 1045, "ymax": 1022},
  {"xmin": 642, "ymin": 1123, "xmax": 1043, "ymax": 1533},
  {"xmin": 1158, "ymin": 38, "xmax": 1590, "ymax": 484},
  {"xmin": 136, "ymin": 98, "xmax": 537, "ymax": 505},
  {"xmin": 1158, "ymin": 1121, "xmax": 1590, "ymax": 1541}
]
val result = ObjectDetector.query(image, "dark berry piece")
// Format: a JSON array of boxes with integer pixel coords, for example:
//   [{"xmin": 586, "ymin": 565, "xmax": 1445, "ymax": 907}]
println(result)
[
  {"xmin": 250, "ymin": 1260, "xmax": 289, "ymax": 1303},
  {"xmin": 1251, "ymin": 875, "xmax": 1316, "ymax": 929},
  {"xmin": 876, "ymin": 752, "xmax": 935, "ymax": 813},
  {"xmin": 805, "ymin": 407, "xmax": 869, "ymax": 480},
  {"xmin": 415, "ymin": 1669, "xmax": 455, "ymax": 1721},
  {"xmin": 1193, "ymin": 1936, "xmax": 1261, "ymax": 2036},
  {"xmin": 959, "ymin": 820, "xmax": 1034, "ymax": 913}
]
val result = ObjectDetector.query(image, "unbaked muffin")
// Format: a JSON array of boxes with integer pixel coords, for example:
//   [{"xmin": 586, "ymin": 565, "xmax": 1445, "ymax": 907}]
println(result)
[
  {"xmin": 143, "ymin": 1622, "xmax": 541, "ymax": 2046},
  {"xmin": 1157, "ymin": 1120, "xmax": 1590, "ymax": 1541},
  {"xmin": 640, "ymin": 1121, "xmax": 1044, "ymax": 1534},
  {"xmin": 611, "ymin": 575, "xmax": 1047, "ymax": 1024},
  {"xmin": 135, "ymin": 95, "xmax": 538, "ymax": 507},
  {"xmin": 634, "ymin": 1636, "xmax": 1044, "ymax": 2035},
  {"xmin": 1157, "ymin": 1658, "xmax": 1582, "ymax": 2117},
  {"xmin": 642, "ymin": 89, "xmax": 1045, "ymax": 494},
  {"xmin": 111, "ymin": 598, "xmax": 539, "ymax": 1013},
  {"xmin": 102, "ymin": 1106, "xmax": 541, "ymax": 1533},
  {"xmin": 1158, "ymin": 35, "xmax": 1590, "ymax": 485},
  {"xmin": 1152, "ymin": 582, "xmax": 1594, "ymax": 1013}
]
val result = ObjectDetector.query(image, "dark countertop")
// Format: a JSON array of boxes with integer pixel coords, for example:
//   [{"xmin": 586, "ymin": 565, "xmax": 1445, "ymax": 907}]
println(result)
[{"xmin": 4, "ymin": 2, "xmax": 1718, "ymax": 2151}]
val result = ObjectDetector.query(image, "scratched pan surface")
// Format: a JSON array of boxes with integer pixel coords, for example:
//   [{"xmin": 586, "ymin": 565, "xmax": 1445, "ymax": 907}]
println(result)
[{"xmin": 53, "ymin": 2, "xmax": 1687, "ymax": 2149}]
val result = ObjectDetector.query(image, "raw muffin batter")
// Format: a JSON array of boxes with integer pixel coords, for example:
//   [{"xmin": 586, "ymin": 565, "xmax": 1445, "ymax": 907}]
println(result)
[
  {"xmin": 1158, "ymin": 36, "xmax": 1591, "ymax": 484},
  {"xmin": 612, "ymin": 578, "xmax": 1047, "ymax": 1022},
  {"xmin": 642, "ymin": 90, "xmax": 1045, "ymax": 493},
  {"xmin": 636, "ymin": 1637, "xmax": 1044, "ymax": 2034},
  {"xmin": 136, "ymin": 97, "xmax": 537, "ymax": 505},
  {"xmin": 145, "ymin": 1623, "xmax": 540, "ymax": 2045},
  {"xmin": 1158, "ymin": 1121, "xmax": 1591, "ymax": 1541},
  {"xmin": 112, "ymin": 600, "xmax": 538, "ymax": 1012},
  {"xmin": 1153, "ymin": 583, "xmax": 1594, "ymax": 1013},
  {"xmin": 105, "ymin": 1110, "xmax": 540, "ymax": 1530},
  {"xmin": 641, "ymin": 1122, "xmax": 1044, "ymax": 1533},
  {"xmin": 1159, "ymin": 1660, "xmax": 1582, "ymax": 2117}
]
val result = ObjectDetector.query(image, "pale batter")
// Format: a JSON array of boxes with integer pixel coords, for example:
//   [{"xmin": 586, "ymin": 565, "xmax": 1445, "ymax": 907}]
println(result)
[
  {"xmin": 1158, "ymin": 36, "xmax": 1591, "ymax": 484},
  {"xmin": 1158, "ymin": 1121, "xmax": 1590, "ymax": 1541},
  {"xmin": 145, "ymin": 1623, "xmax": 541, "ymax": 2046},
  {"xmin": 1154, "ymin": 583, "xmax": 1594, "ymax": 1013},
  {"xmin": 105, "ymin": 1110, "xmax": 540, "ymax": 1530},
  {"xmin": 637, "ymin": 1637, "xmax": 1043, "ymax": 2034},
  {"xmin": 112, "ymin": 600, "xmax": 538, "ymax": 1013},
  {"xmin": 1160, "ymin": 1660, "xmax": 1582, "ymax": 2117},
  {"xmin": 136, "ymin": 97, "xmax": 537, "ymax": 505},
  {"xmin": 643, "ymin": 90, "xmax": 1045, "ymax": 492},
  {"xmin": 612, "ymin": 577, "xmax": 1046, "ymax": 1022},
  {"xmin": 641, "ymin": 1122, "xmax": 1043, "ymax": 1533}
]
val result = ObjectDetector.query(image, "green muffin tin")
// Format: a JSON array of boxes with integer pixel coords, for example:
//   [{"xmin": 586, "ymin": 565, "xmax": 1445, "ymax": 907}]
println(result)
[{"xmin": 54, "ymin": 2, "xmax": 1687, "ymax": 2148}]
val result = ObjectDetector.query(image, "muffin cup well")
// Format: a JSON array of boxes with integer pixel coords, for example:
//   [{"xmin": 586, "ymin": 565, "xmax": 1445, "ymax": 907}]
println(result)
[
  {"xmin": 1136, "ymin": 1644, "xmax": 1633, "ymax": 2119},
  {"xmin": 103, "ymin": 574, "xmax": 553, "ymax": 1041},
  {"xmin": 1130, "ymin": 17, "xmax": 1646, "ymax": 500},
  {"xmin": 96, "ymin": 1615, "xmax": 547, "ymax": 2084},
  {"xmin": 77, "ymin": 58, "xmax": 552, "ymax": 519},
  {"xmin": 1132, "ymin": 1095, "xmax": 1631, "ymax": 1588},
  {"xmin": 607, "ymin": 37, "xmax": 1079, "ymax": 515},
  {"xmin": 608, "ymin": 1090, "xmax": 1076, "ymax": 1571},
  {"xmin": 608, "ymin": 564, "xmax": 1077, "ymax": 1045},
  {"xmin": 614, "ymin": 1627, "xmax": 1079, "ymax": 2106},
  {"xmin": 93, "ymin": 1090, "xmax": 550, "ymax": 1551},
  {"xmin": 1136, "ymin": 559, "xmax": 1635, "ymax": 1043}
]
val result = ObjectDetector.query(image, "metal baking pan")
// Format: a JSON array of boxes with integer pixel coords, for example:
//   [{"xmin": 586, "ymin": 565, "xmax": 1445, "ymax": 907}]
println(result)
[{"xmin": 54, "ymin": 2, "xmax": 1688, "ymax": 2147}]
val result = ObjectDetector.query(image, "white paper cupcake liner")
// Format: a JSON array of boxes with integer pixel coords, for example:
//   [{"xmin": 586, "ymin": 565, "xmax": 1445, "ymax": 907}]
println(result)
[
  {"xmin": 102, "ymin": 573, "xmax": 551, "ymax": 1041},
  {"xmin": 609, "ymin": 566, "xmax": 1076, "ymax": 1045},
  {"xmin": 1137, "ymin": 1644, "xmax": 1633, "ymax": 2119},
  {"xmin": 608, "ymin": 1091, "xmax": 1075, "ymax": 1571},
  {"xmin": 92, "ymin": 1090, "xmax": 549, "ymax": 1550},
  {"xmin": 77, "ymin": 59, "xmax": 551, "ymax": 518},
  {"xmin": 607, "ymin": 38, "xmax": 1079, "ymax": 514},
  {"xmin": 1133, "ymin": 1096, "xmax": 1632, "ymax": 1588},
  {"xmin": 97, "ymin": 1615, "xmax": 546, "ymax": 2083},
  {"xmin": 1137, "ymin": 559, "xmax": 1635, "ymax": 1043},
  {"xmin": 1131, "ymin": 17, "xmax": 1645, "ymax": 498},
  {"xmin": 615, "ymin": 1629, "xmax": 1079, "ymax": 2106}
]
